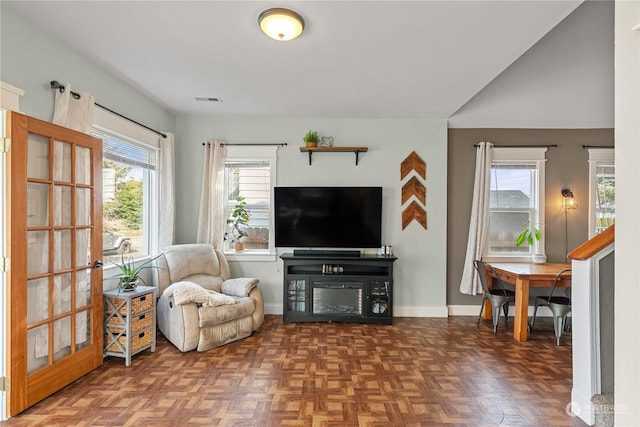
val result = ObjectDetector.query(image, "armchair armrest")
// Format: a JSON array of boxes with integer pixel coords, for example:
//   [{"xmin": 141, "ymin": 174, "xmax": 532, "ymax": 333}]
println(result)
[{"xmin": 221, "ymin": 277, "xmax": 259, "ymax": 297}]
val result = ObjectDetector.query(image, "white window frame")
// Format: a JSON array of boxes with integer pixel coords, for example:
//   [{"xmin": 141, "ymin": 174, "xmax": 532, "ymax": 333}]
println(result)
[
  {"xmin": 93, "ymin": 108, "xmax": 161, "ymax": 270},
  {"xmin": 484, "ymin": 147, "xmax": 547, "ymax": 263},
  {"xmin": 223, "ymin": 145, "xmax": 278, "ymax": 262},
  {"xmin": 588, "ymin": 148, "xmax": 615, "ymax": 238}
]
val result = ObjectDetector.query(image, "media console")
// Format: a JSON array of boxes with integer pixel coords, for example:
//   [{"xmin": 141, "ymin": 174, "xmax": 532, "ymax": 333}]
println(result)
[{"xmin": 280, "ymin": 253, "xmax": 397, "ymax": 325}]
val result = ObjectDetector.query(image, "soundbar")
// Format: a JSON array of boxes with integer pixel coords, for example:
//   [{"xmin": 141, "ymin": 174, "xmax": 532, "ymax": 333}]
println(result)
[{"xmin": 293, "ymin": 249, "xmax": 361, "ymax": 257}]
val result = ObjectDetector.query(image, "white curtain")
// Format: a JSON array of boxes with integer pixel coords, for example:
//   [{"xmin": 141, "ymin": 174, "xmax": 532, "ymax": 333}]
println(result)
[
  {"xmin": 52, "ymin": 83, "xmax": 95, "ymax": 134},
  {"xmin": 196, "ymin": 141, "xmax": 226, "ymax": 247},
  {"xmin": 158, "ymin": 132, "xmax": 175, "ymax": 248},
  {"xmin": 459, "ymin": 141, "xmax": 493, "ymax": 295}
]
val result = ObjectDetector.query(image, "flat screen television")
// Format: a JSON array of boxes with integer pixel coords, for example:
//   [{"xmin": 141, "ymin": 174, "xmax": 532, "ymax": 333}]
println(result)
[{"xmin": 274, "ymin": 187, "xmax": 382, "ymax": 248}]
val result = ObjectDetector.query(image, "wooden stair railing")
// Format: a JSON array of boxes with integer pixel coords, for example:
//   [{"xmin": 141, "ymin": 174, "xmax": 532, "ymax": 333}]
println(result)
[{"xmin": 568, "ymin": 224, "xmax": 615, "ymax": 261}]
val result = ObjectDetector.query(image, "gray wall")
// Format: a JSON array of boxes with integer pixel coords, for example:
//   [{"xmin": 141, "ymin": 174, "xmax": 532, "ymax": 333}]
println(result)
[
  {"xmin": 175, "ymin": 116, "xmax": 449, "ymax": 315},
  {"xmin": 449, "ymin": 0, "xmax": 613, "ymax": 129},
  {"xmin": 447, "ymin": 128, "xmax": 614, "ymax": 306},
  {"xmin": 0, "ymin": 6, "xmax": 175, "ymax": 132}
]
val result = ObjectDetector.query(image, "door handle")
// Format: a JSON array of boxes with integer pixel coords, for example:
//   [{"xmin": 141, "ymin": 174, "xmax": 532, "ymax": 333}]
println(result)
[{"xmin": 93, "ymin": 260, "xmax": 104, "ymax": 269}]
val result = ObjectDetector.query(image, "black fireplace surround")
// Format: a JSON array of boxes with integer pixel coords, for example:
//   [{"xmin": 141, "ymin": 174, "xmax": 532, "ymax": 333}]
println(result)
[{"xmin": 280, "ymin": 253, "xmax": 397, "ymax": 325}]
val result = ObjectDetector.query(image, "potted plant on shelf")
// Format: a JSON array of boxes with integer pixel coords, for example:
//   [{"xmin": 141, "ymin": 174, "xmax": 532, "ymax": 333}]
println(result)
[
  {"xmin": 303, "ymin": 130, "xmax": 319, "ymax": 148},
  {"xmin": 516, "ymin": 221, "xmax": 546, "ymax": 263},
  {"xmin": 225, "ymin": 196, "xmax": 250, "ymax": 251},
  {"xmin": 107, "ymin": 252, "xmax": 163, "ymax": 293}
]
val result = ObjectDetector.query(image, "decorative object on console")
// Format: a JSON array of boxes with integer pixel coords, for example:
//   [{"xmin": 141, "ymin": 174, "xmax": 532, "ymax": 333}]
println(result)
[
  {"xmin": 303, "ymin": 130, "xmax": 318, "ymax": 147},
  {"xmin": 400, "ymin": 151, "xmax": 427, "ymax": 230},
  {"xmin": 225, "ymin": 196, "xmax": 250, "ymax": 251}
]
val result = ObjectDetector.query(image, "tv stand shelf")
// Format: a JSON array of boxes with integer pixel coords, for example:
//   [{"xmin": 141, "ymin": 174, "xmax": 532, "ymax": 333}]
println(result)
[
  {"xmin": 299, "ymin": 146, "xmax": 368, "ymax": 165},
  {"xmin": 280, "ymin": 253, "xmax": 397, "ymax": 324}
]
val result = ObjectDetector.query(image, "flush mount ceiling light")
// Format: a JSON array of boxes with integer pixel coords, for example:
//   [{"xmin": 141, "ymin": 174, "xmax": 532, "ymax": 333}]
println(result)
[{"xmin": 259, "ymin": 8, "xmax": 305, "ymax": 41}]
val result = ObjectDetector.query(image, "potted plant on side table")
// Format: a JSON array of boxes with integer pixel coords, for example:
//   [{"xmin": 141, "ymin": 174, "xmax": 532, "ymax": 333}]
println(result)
[
  {"xmin": 225, "ymin": 196, "xmax": 250, "ymax": 251},
  {"xmin": 516, "ymin": 221, "xmax": 546, "ymax": 263},
  {"xmin": 107, "ymin": 252, "xmax": 163, "ymax": 293}
]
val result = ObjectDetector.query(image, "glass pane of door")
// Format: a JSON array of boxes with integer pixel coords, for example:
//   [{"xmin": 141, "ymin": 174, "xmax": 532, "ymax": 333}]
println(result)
[{"xmin": 25, "ymin": 132, "xmax": 94, "ymax": 374}]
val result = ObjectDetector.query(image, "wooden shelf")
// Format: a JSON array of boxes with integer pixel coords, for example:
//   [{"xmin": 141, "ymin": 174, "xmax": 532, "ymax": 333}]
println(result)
[{"xmin": 299, "ymin": 146, "xmax": 368, "ymax": 165}]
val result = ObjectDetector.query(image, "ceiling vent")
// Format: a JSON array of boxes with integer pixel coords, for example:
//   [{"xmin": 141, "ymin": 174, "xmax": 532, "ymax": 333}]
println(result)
[{"xmin": 195, "ymin": 97, "xmax": 223, "ymax": 102}]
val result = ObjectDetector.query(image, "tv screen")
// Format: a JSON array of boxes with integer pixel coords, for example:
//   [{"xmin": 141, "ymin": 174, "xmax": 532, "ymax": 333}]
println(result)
[{"xmin": 274, "ymin": 187, "xmax": 382, "ymax": 248}]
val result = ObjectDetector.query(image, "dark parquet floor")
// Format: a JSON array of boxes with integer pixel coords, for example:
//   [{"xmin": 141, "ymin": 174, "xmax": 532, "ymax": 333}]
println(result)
[{"xmin": 1, "ymin": 315, "xmax": 588, "ymax": 427}]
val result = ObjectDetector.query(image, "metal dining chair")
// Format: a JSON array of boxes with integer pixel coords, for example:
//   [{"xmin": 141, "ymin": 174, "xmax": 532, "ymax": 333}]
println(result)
[
  {"xmin": 473, "ymin": 260, "xmax": 516, "ymax": 333},
  {"xmin": 528, "ymin": 268, "xmax": 572, "ymax": 345}
]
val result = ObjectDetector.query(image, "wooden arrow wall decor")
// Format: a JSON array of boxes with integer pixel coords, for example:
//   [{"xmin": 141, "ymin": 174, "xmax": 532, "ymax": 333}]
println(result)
[
  {"xmin": 402, "ymin": 176, "xmax": 426, "ymax": 205},
  {"xmin": 400, "ymin": 151, "xmax": 426, "ymax": 180},
  {"xmin": 400, "ymin": 151, "xmax": 427, "ymax": 230},
  {"xmin": 402, "ymin": 201, "xmax": 427, "ymax": 230}
]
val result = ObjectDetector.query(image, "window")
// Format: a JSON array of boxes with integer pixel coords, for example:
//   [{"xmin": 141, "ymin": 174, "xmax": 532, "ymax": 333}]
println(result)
[
  {"xmin": 223, "ymin": 146, "xmax": 277, "ymax": 257},
  {"xmin": 588, "ymin": 149, "xmax": 615, "ymax": 238},
  {"xmin": 93, "ymin": 108, "xmax": 161, "ymax": 264},
  {"xmin": 486, "ymin": 148, "xmax": 546, "ymax": 260}
]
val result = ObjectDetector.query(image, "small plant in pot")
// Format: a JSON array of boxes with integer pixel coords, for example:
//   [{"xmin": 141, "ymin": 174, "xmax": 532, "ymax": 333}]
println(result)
[
  {"xmin": 225, "ymin": 196, "xmax": 250, "ymax": 251},
  {"xmin": 107, "ymin": 252, "xmax": 163, "ymax": 293},
  {"xmin": 516, "ymin": 221, "xmax": 546, "ymax": 263},
  {"xmin": 303, "ymin": 130, "xmax": 319, "ymax": 148}
]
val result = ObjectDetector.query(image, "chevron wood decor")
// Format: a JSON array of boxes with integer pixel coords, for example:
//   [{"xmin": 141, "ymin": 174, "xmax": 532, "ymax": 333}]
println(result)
[
  {"xmin": 400, "ymin": 150, "xmax": 426, "ymax": 180},
  {"xmin": 1, "ymin": 316, "xmax": 580, "ymax": 427},
  {"xmin": 401, "ymin": 176, "xmax": 426, "ymax": 205},
  {"xmin": 402, "ymin": 200, "xmax": 427, "ymax": 230},
  {"xmin": 401, "ymin": 151, "xmax": 427, "ymax": 230}
]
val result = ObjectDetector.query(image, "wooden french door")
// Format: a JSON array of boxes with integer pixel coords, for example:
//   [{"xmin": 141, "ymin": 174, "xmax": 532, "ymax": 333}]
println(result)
[{"xmin": 6, "ymin": 111, "xmax": 103, "ymax": 416}]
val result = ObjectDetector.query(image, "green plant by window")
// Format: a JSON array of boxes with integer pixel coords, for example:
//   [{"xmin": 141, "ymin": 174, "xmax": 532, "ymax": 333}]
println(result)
[
  {"xmin": 225, "ymin": 196, "xmax": 250, "ymax": 244},
  {"xmin": 515, "ymin": 221, "xmax": 541, "ymax": 247}
]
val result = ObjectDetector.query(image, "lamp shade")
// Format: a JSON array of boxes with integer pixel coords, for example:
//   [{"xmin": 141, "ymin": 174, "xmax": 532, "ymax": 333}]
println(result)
[{"xmin": 259, "ymin": 8, "xmax": 305, "ymax": 41}]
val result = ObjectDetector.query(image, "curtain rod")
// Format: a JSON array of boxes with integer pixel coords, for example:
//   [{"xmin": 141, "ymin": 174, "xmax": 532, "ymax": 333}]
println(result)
[
  {"xmin": 473, "ymin": 143, "xmax": 557, "ymax": 148},
  {"xmin": 582, "ymin": 145, "xmax": 614, "ymax": 149},
  {"xmin": 50, "ymin": 80, "xmax": 167, "ymax": 139},
  {"xmin": 202, "ymin": 142, "xmax": 288, "ymax": 147}
]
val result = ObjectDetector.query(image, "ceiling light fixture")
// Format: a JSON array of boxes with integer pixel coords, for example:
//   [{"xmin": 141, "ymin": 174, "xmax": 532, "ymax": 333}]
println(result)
[{"xmin": 258, "ymin": 8, "xmax": 305, "ymax": 41}]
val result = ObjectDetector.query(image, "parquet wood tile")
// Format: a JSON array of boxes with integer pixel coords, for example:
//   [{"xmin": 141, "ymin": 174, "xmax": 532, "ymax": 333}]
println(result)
[{"xmin": 1, "ymin": 316, "xmax": 588, "ymax": 427}]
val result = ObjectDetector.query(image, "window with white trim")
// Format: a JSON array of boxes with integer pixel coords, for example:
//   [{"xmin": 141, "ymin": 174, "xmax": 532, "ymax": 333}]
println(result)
[
  {"xmin": 93, "ymin": 109, "xmax": 160, "ymax": 264},
  {"xmin": 588, "ymin": 148, "xmax": 615, "ymax": 238},
  {"xmin": 223, "ymin": 146, "xmax": 277, "ymax": 256},
  {"xmin": 486, "ymin": 148, "xmax": 546, "ymax": 260}
]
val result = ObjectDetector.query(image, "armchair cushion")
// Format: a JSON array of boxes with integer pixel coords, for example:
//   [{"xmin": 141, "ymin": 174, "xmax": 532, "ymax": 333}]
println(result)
[
  {"xmin": 164, "ymin": 281, "xmax": 237, "ymax": 307},
  {"xmin": 221, "ymin": 277, "xmax": 259, "ymax": 297}
]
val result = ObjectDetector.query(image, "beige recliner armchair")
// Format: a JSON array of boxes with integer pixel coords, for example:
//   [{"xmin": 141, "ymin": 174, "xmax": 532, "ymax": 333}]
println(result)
[{"xmin": 154, "ymin": 243, "xmax": 264, "ymax": 352}]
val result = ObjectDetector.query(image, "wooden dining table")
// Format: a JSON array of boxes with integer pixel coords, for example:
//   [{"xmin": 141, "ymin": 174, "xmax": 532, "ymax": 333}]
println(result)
[{"xmin": 483, "ymin": 262, "xmax": 571, "ymax": 341}]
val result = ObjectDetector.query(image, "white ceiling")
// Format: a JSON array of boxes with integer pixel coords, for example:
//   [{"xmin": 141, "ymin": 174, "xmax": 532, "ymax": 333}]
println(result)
[{"xmin": 6, "ymin": 1, "xmax": 583, "ymax": 118}]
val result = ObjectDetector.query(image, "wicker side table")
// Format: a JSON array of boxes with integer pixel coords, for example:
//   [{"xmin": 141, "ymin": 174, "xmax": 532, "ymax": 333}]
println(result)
[{"xmin": 103, "ymin": 285, "xmax": 156, "ymax": 366}]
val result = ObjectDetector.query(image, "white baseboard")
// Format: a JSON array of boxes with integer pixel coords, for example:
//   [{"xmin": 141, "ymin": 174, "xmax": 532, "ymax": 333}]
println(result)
[
  {"xmin": 264, "ymin": 304, "xmax": 282, "ymax": 315},
  {"xmin": 394, "ymin": 306, "xmax": 449, "ymax": 317}
]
